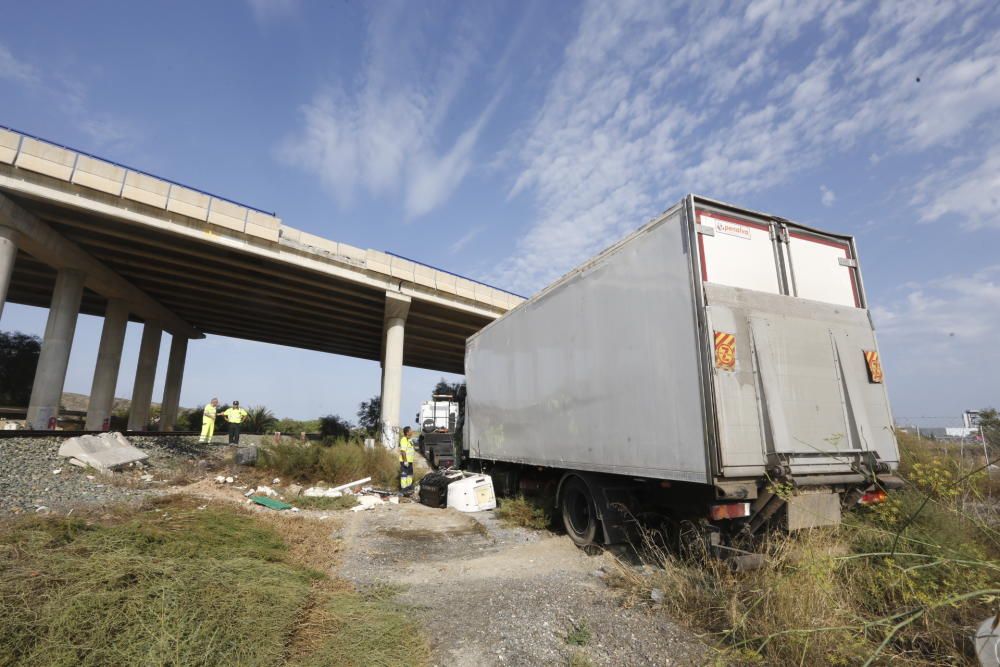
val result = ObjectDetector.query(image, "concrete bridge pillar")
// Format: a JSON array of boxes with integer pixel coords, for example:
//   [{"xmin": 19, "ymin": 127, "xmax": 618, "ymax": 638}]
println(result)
[
  {"xmin": 127, "ymin": 321, "xmax": 162, "ymax": 431},
  {"xmin": 27, "ymin": 269, "xmax": 85, "ymax": 429},
  {"xmin": 85, "ymin": 299, "xmax": 130, "ymax": 430},
  {"xmin": 380, "ymin": 292, "xmax": 411, "ymax": 448},
  {"xmin": 0, "ymin": 226, "xmax": 17, "ymax": 320},
  {"xmin": 159, "ymin": 334, "xmax": 188, "ymax": 431}
]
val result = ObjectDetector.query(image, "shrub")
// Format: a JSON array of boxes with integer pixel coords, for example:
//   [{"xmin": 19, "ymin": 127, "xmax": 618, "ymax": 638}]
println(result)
[
  {"xmin": 259, "ymin": 440, "xmax": 398, "ymax": 489},
  {"xmin": 244, "ymin": 406, "xmax": 278, "ymax": 435},
  {"xmin": 0, "ymin": 331, "xmax": 40, "ymax": 406},
  {"xmin": 320, "ymin": 414, "xmax": 352, "ymax": 440},
  {"xmin": 274, "ymin": 418, "xmax": 321, "ymax": 435},
  {"xmin": 606, "ymin": 434, "xmax": 999, "ymax": 665}
]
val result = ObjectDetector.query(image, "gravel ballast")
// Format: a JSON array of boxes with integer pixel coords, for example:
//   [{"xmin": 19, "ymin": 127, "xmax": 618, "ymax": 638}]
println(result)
[{"xmin": 0, "ymin": 435, "xmax": 219, "ymax": 515}]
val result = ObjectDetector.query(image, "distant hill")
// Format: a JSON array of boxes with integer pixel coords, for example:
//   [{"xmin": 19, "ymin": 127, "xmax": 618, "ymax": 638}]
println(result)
[{"xmin": 60, "ymin": 392, "xmax": 190, "ymax": 414}]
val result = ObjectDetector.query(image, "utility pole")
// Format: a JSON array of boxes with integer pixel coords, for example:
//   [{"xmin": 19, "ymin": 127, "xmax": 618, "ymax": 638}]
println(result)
[{"xmin": 981, "ymin": 425, "xmax": 992, "ymax": 479}]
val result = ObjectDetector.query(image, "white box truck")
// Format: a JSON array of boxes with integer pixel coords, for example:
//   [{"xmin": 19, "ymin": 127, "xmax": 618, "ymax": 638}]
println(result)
[{"xmin": 463, "ymin": 195, "xmax": 900, "ymax": 549}]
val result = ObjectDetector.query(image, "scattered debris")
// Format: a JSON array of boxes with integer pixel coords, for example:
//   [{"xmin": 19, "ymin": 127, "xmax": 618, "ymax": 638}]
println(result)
[
  {"xmin": 350, "ymin": 495, "xmax": 385, "ymax": 512},
  {"xmin": 272, "ymin": 478, "xmax": 280, "ymax": 484},
  {"xmin": 332, "ymin": 477, "xmax": 371, "ymax": 493},
  {"xmin": 286, "ymin": 483, "xmax": 303, "ymax": 497},
  {"xmin": 251, "ymin": 496, "xmax": 293, "ymax": 511},
  {"xmin": 35, "ymin": 506, "xmax": 48, "ymax": 513},
  {"xmin": 304, "ymin": 487, "xmax": 343, "ymax": 498},
  {"xmin": 254, "ymin": 485, "xmax": 278, "ymax": 497},
  {"xmin": 215, "ymin": 475, "xmax": 226, "ymax": 484},
  {"xmin": 650, "ymin": 589, "xmax": 665, "ymax": 605},
  {"xmin": 140, "ymin": 474, "xmax": 154, "ymax": 482},
  {"xmin": 51, "ymin": 469, "xmax": 61, "ymax": 475},
  {"xmin": 446, "ymin": 474, "xmax": 497, "ymax": 512},
  {"xmin": 975, "ymin": 614, "xmax": 1000, "ymax": 667},
  {"xmin": 244, "ymin": 489, "xmax": 255, "ymax": 497},
  {"xmin": 57, "ymin": 432, "xmax": 148, "ymax": 473}
]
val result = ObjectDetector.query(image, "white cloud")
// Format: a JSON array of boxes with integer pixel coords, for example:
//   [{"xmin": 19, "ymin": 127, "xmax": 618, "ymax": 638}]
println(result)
[
  {"xmin": 820, "ymin": 185, "xmax": 836, "ymax": 207},
  {"xmin": 246, "ymin": 0, "xmax": 299, "ymax": 24},
  {"xmin": 278, "ymin": 3, "xmax": 502, "ymax": 219},
  {"xmin": 1, "ymin": 42, "xmax": 136, "ymax": 152},
  {"xmin": 448, "ymin": 225, "xmax": 484, "ymax": 255},
  {"xmin": 912, "ymin": 150, "xmax": 1000, "ymax": 230},
  {"xmin": 493, "ymin": 0, "xmax": 1000, "ymax": 294},
  {"xmin": 0, "ymin": 43, "xmax": 37, "ymax": 84},
  {"xmin": 872, "ymin": 265, "xmax": 1000, "ymax": 375}
]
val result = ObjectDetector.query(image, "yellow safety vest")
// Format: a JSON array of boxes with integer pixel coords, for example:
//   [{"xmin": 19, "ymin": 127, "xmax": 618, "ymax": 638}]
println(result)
[
  {"xmin": 203, "ymin": 404, "xmax": 217, "ymax": 420},
  {"xmin": 399, "ymin": 436, "xmax": 414, "ymax": 463},
  {"xmin": 223, "ymin": 408, "xmax": 248, "ymax": 423}
]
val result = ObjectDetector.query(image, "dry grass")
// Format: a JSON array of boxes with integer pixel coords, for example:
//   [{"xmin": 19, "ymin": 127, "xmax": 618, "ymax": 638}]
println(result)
[
  {"xmin": 607, "ymin": 435, "xmax": 1000, "ymax": 665},
  {"xmin": 495, "ymin": 495, "xmax": 549, "ymax": 530},
  {"xmin": 0, "ymin": 495, "xmax": 425, "ymax": 666}
]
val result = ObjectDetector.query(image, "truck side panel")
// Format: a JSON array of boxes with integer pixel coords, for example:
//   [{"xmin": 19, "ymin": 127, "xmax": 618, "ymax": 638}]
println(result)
[{"xmin": 466, "ymin": 209, "xmax": 709, "ymax": 482}]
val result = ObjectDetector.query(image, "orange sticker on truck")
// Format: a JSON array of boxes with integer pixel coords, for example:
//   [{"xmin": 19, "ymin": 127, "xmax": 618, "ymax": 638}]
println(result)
[
  {"xmin": 864, "ymin": 350, "xmax": 883, "ymax": 383},
  {"xmin": 714, "ymin": 331, "xmax": 736, "ymax": 370}
]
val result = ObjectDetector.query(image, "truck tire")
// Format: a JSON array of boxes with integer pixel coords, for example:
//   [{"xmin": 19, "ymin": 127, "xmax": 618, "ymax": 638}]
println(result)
[{"xmin": 560, "ymin": 475, "xmax": 599, "ymax": 546}]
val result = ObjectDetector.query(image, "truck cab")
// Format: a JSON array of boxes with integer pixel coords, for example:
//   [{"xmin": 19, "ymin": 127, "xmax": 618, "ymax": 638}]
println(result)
[{"xmin": 416, "ymin": 396, "xmax": 459, "ymax": 468}]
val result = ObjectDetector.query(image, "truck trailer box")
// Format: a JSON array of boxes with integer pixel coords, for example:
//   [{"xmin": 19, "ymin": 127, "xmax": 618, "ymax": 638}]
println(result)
[{"xmin": 465, "ymin": 195, "xmax": 898, "ymax": 494}]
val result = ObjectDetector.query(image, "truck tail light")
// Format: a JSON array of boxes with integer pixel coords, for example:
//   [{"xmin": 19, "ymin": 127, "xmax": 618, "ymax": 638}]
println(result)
[
  {"xmin": 709, "ymin": 502, "xmax": 750, "ymax": 520},
  {"xmin": 859, "ymin": 489, "xmax": 887, "ymax": 506}
]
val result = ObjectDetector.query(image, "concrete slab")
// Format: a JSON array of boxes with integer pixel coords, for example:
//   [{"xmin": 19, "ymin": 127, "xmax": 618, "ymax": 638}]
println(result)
[
  {"xmin": 122, "ymin": 171, "xmax": 170, "ymax": 208},
  {"xmin": 71, "ymin": 156, "xmax": 126, "ymax": 195},
  {"xmin": 337, "ymin": 243, "xmax": 366, "ymax": 263},
  {"xmin": 57, "ymin": 432, "xmax": 148, "ymax": 473},
  {"xmin": 245, "ymin": 211, "xmax": 280, "ymax": 242},
  {"xmin": 0, "ymin": 129, "xmax": 20, "ymax": 164},
  {"xmin": 15, "ymin": 138, "xmax": 75, "ymax": 181},
  {"xmin": 456, "ymin": 277, "xmax": 478, "ymax": 300},
  {"xmin": 207, "ymin": 198, "xmax": 247, "ymax": 232},
  {"xmin": 298, "ymin": 229, "xmax": 339, "ymax": 254},
  {"xmin": 166, "ymin": 185, "xmax": 210, "ymax": 221},
  {"xmin": 413, "ymin": 264, "xmax": 437, "ymax": 288},
  {"xmin": 390, "ymin": 256, "xmax": 416, "ymax": 281},
  {"xmin": 366, "ymin": 249, "xmax": 392, "ymax": 274}
]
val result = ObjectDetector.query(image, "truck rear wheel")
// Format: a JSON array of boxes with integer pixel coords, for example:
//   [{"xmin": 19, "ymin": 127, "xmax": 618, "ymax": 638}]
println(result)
[{"xmin": 560, "ymin": 476, "xmax": 600, "ymax": 546}]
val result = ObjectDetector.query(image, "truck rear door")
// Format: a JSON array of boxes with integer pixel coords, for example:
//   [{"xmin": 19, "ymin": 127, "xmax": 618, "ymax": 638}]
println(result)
[{"xmin": 693, "ymin": 200, "xmax": 897, "ymax": 478}]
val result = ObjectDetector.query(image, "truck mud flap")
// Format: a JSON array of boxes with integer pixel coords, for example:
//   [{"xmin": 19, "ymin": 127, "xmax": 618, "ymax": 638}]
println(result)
[{"xmin": 785, "ymin": 492, "xmax": 841, "ymax": 530}]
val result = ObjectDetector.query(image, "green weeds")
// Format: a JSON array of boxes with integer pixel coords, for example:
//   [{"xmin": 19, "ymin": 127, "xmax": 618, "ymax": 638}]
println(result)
[
  {"xmin": 495, "ymin": 496, "xmax": 549, "ymax": 530},
  {"xmin": 0, "ymin": 496, "xmax": 427, "ymax": 666}
]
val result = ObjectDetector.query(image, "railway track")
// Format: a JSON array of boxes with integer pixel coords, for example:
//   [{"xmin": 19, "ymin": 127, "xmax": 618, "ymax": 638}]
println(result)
[{"xmin": 0, "ymin": 430, "xmax": 199, "ymax": 439}]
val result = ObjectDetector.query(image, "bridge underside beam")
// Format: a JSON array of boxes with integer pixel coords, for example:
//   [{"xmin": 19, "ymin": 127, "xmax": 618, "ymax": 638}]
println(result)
[{"xmin": 2, "ymin": 192, "xmax": 487, "ymax": 374}]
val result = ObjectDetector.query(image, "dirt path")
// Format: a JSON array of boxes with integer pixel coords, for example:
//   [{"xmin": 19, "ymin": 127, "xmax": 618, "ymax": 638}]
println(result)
[{"xmin": 335, "ymin": 501, "xmax": 707, "ymax": 666}]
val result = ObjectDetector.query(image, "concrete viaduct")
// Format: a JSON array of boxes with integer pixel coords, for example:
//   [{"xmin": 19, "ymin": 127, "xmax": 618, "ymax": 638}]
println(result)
[{"xmin": 0, "ymin": 126, "xmax": 524, "ymax": 444}]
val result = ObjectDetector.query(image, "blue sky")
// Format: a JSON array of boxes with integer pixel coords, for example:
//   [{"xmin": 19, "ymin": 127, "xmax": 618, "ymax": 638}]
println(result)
[{"xmin": 1, "ymin": 1, "xmax": 998, "ymax": 427}]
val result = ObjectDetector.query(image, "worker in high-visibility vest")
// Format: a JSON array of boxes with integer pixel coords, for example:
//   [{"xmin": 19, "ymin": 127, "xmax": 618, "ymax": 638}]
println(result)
[
  {"xmin": 399, "ymin": 426, "xmax": 415, "ymax": 494},
  {"xmin": 222, "ymin": 400, "xmax": 250, "ymax": 444},
  {"xmin": 199, "ymin": 398, "xmax": 219, "ymax": 443}
]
